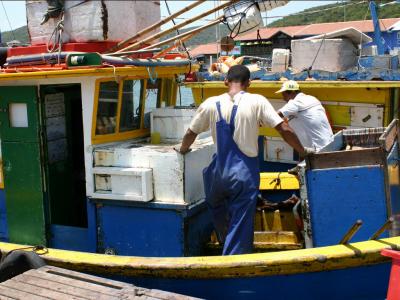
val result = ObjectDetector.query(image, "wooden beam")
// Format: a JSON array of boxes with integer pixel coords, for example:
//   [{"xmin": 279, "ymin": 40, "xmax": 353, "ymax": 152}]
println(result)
[
  {"xmin": 107, "ymin": 0, "xmax": 205, "ymax": 53},
  {"xmin": 114, "ymin": 1, "xmax": 234, "ymax": 53}
]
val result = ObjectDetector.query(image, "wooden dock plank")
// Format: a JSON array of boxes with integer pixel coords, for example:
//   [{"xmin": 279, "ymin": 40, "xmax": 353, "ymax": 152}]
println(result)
[
  {"xmin": 24, "ymin": 269, "xmax": 126, "ymax": 296},
  {"xmin": 0, "ymin": 285, "xmax": 49, "ymax": 300},
  {"xmin": 42, "ymin": 265, "xmax": 133, "ymax": 288},
  {"xmin": 2, "ymin": 279, "xmax": 84, "ymax": 300},
  {"xmin": 12, "ymin": 274, "xmax": 119, "ymax": 300}
]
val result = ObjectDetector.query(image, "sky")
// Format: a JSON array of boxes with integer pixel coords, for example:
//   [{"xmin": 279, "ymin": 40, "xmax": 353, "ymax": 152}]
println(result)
[{"xmin": 0, "ymin": 1, "xmax": 339, "ymax": 33}]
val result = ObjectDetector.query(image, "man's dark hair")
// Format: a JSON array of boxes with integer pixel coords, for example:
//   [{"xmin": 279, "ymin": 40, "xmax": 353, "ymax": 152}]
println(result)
[{"xmin": 226, "ymin": 65, "xmax": 250, "ymax": 84}]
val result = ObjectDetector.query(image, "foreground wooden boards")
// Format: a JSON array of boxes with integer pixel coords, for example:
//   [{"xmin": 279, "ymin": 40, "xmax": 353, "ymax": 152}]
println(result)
[{"xmin": 0, "ymin": 265, "xmax": 197, "ymax": 300}]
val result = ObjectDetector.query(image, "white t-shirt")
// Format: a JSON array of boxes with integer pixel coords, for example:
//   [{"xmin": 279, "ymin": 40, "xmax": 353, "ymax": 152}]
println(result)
[
  {"xmin": 189, "ymin": 92, "xmax": 283, "ymax": 157},
  {"xmin": 279, "ymin": 92, "xmax": 333, "ymax": 150}
]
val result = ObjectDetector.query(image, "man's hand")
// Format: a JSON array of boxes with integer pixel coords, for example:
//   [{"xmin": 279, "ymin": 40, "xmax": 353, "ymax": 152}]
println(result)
[
  {"xmin": 173, "ymin": 146, "xmax": 192, "ymax": 155},
  {"xmin": 303, "ymin": 147, "xmax": 316, "ymax": 156},
  {"xmin": 174, "ymin": 128, "xmax": 198, "ymax": 155}
]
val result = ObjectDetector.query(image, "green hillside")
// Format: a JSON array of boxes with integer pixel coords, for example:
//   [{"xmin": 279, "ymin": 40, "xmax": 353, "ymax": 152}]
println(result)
[
  {"xmin": 3, "ymin": 1, "xmax": 400, "ymax": 47},
  {"xmin": 0, "ymin": 24, "xmax": 229, "ymax": 47},
  {"xmin": 1, "ymin": 25, "xmax": 29, "ymax": 45},
  {"xmin": 270, "ymin": 1, "xmax": 400, "ymax": 27}
]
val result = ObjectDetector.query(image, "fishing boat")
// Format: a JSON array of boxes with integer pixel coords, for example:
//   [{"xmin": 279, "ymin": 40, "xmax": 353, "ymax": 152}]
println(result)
[{"xmin": 0, "ymin": 1, "xmax": 398, "ymax": 299}]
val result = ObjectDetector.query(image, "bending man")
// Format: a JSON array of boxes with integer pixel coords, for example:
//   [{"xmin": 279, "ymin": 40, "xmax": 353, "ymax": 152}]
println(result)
[
  {"xmin": 276, "ymin": 80, "xmax": 333, "ymax": 151},
  {"xmin": 176, "ymin": 65, "xmax": 306, "ymax": 255}
]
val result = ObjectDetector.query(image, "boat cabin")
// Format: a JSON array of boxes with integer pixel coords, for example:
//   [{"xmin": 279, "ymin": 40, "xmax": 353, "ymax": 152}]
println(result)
[{"xmin": 0, "ymin": 63, "xmax": 219, "ymax": 256}]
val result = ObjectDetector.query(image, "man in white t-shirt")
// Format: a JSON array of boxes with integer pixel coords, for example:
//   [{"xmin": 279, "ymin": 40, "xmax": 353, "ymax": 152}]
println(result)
[
  {"xmin": 276, "ymin": 80, "xmax": 334, "ymax": 151},
  {"xmin": 175, "ymin": 65, "xmax": 307, "ymax": 255}
]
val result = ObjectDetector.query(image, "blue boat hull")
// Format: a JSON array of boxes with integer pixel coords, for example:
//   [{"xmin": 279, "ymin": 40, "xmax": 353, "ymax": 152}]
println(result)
[{"xmin": 130, "ymin": 263, "xmax": 390, "ymax": 300}]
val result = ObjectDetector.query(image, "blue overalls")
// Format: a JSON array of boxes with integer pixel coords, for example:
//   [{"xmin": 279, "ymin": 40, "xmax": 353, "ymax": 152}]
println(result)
[{"xmin": 203, "ymin": 100, "xmax": 260, "ymax": 255}]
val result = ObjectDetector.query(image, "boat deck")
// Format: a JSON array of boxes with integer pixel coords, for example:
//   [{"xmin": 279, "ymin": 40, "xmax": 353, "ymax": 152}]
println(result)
[{"xmin": 0, "ymin": 265, "xmax": 195, "ymax": 300}]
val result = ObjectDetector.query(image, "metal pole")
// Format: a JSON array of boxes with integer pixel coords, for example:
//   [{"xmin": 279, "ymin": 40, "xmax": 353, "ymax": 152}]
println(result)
[
  {"xmin": 369, "ymin": 1, "xmax": 386, "ymax": 55},
  {"xmin": 339, "ymin": 220, "xmax": 363, "ymax": 244},
  {"xmin": 115, "ymin": 1, "xmax": 234, "ymax": 53},
  {"xmin": 107, "ymin": 0, "xmax": 205, "ymax": 53},
  {"xmin": 369, "ymin": 217, "xmax": 394, "ymax": 240}
]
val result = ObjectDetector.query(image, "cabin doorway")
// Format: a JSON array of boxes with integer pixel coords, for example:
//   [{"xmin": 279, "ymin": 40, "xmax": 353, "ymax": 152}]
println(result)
[
  {"xmin": 0, "ymin": 84, "xmax": 88, "ymax": 247},
  {"xmin": 40, "ymin": 84, "xmax": 87, "ymax": 229}
]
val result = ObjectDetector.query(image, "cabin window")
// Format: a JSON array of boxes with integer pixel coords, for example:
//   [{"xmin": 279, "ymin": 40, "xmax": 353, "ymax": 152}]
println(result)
[
  {"xmin": 120, "ymin": 80, "xmax": 143, "ymax": 132},
  {"xmin": 96, "ymin": 81, "xmax": 119, "ymax": 134},
  {"xmin": 9, "ymin": 103, "xmax": 28, "ymax": 128},
  {"xmin": 93, "ymin": 77, "xmax": 171, "ymax": 144}
]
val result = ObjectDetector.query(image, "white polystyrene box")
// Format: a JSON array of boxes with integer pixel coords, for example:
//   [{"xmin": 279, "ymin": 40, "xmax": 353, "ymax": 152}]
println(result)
[
  {"xmin": 291, "ymin": 38, "xmax": 357, "ymax": 72},
  {"xmin": 92, "ymin": 167, "xmax": 153, "ymax": 202},
  {"xmin": 26, "ymin": 0, "xmax": 160, "ymax": 45},
  {"xmin": 93, "ymin": 138, "xmax": 215, "ymax": 204},
  {"xmin": 264, "ymin": 137, "xmax": 295, "ymax": 164},
  {"xmin": 151, "ymin": 108, "xmax": 210, "ymax": 143},
  {"xmin": 271, "ymin": 49, "xmax": 290, "ymax": 72}
]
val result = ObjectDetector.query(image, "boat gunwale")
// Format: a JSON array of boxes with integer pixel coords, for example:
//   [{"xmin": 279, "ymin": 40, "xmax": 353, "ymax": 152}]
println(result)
[
  {"xmin": 185, "ymin": 81, "xmax": 400, "ymax": 88},
  {"xmin": 0, "ymin": 64, "xmax": 197, "ymax": 81},
  {"xmin": 0, "ymin": 237, "xmax": 397, "ymax": 279}
]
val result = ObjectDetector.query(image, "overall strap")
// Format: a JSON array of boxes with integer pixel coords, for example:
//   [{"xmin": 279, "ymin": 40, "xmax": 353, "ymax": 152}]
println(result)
[
  {"xmin": 229, "ymin": 105, "xmax": 238, "ymax": 131},
  {"xmin": 216, "ymin": 101, "xmax": 224, "ymax": 121}
]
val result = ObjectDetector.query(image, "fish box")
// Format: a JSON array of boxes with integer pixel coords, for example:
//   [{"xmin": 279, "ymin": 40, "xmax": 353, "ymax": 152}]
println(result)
[
  {"xmin": 151, "ymin": 108, "xmax": 210, "ymax": 143},
  {"xmin": 26, "ymin": 0, "xmax": 160, "ymax": 45},
  {"xmin": 291, "ymin": 38, "xmax": 357, "ymax": 72},
  {"xmin": 92, "ymin": 138, "xmax": 215, "ymax": 204}
]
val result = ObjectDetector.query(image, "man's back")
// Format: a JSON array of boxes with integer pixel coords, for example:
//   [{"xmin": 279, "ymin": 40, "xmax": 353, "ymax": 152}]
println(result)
[
  {"xmin": 189, "ymin": 92, "xmax": 282, "ymax": 157},
  {"xmin": 279, "ymin": 93, "xmax": 333, "ymax": 150}
]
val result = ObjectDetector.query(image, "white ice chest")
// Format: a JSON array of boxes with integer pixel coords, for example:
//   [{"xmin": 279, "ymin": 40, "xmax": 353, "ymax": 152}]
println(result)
[{"xmin": 92, "ymin": 138, "xmax": 215, "ymax": 205}]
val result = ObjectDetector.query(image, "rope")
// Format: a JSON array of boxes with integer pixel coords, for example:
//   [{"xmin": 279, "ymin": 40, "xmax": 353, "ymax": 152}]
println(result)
[
  {"xmin": 147, "ymin": 66, "xmax": 158, "ymax": 85},
  {"xmin": 222, "ymin": 1, "xmax": 260, "ymax": 39},
  {"xmin": 307, "ymin": 33, "xmax": 327, "ymax": 72},
  {"xmin": 1, "ymin": 245, "xmax": 49, "ymax": 262},
  {"xmin": 47, "ymin": 12, "xmax": 64, "ymax": 57},
  {"xmin": 266, "ymin": 0, "xmax": 367, "ymax": 21},
  {"xmin": 0, "ymin": 0, "xmax": 16, "ymax": 41},
  {"xmin": 164, "ymin": 0, "xmax": 191, "ymax": 60},
  {"xmin": 357, "ymin": 4, "xmax": 372, "ymax": 71}
]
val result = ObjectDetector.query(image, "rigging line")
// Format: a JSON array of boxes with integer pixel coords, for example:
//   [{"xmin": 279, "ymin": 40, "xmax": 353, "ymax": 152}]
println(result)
[
  {"xmin": 357, "ymin": 4, "xmax": 371, "ymax": 71},
  {"xmin": 267, "ymin": 0, "xmax": 367, "ymax": 20},
  {"xmin": 0, "ymin": 0, "xmax": 16, "ymax": 41},
  {"xmin": 164, "ymin": 0, "xmax": 191, "ymax": 60}
]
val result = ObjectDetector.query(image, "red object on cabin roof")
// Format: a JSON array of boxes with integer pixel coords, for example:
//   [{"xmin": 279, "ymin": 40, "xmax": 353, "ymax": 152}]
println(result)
[{"xmin": 381, "ymin": 249, "xmax": 400, "ymax": 300}]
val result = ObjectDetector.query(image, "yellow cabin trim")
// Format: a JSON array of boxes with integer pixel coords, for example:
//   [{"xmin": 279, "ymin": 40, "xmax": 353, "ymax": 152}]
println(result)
[
  {"xmin": 260, "ymin": 172, "xmax": 299, "ymax": 190},
  {"xmin": 0, "ymin": 237, "xmax": 398, "ymax": 279},
  {"xmin": 259, "ymin": 127, "xmax": 280, "ymax": 137}
]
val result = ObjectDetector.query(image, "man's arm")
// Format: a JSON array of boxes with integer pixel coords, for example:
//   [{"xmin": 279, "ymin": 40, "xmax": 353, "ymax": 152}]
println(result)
[
  {"xmin": 176, "ymin": 128, "xmax": 198, "ymax": 154},
  {"xmin": 275, "ymin": 121, "xmax": 305, "ymax": 156}
]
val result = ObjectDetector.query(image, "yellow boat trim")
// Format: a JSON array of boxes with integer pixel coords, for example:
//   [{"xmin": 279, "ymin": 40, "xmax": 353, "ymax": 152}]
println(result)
[
  {"xmin": 259, "ymin": 127, "xmax": 280, "ymax": 137},
  {"xmin": 260, "ymin": 172, "xmax": 299, "ymax": 190},
  {"xmin": 186, "ymin": 81, "xmax": 400, "ymax": 89},
  {"xmin": 0, "ymin": 237, "xmax": 398, "ymax": 279},
  {"xmin": 0, "ymin": 65, "xmax": 196, "ymax": 82}
]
